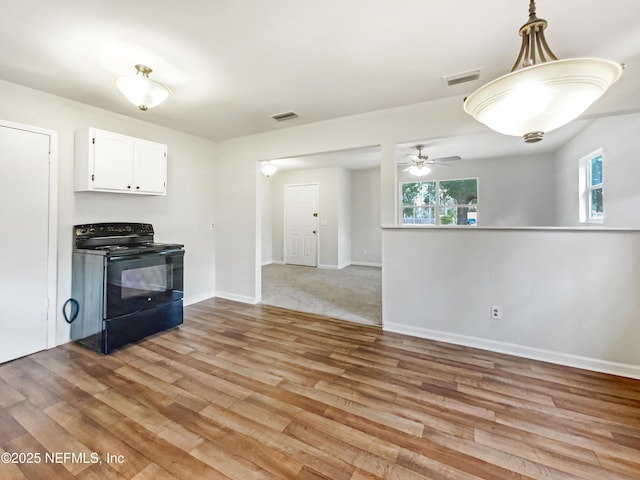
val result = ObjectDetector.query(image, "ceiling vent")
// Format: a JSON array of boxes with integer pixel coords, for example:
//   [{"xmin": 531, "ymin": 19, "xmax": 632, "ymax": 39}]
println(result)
[
  {"xmin": 442, "ymin": 69, "xmax": 481, "ymax": 87},
  {"xmin": 271, "ymin": 111, "xmax": 298, "ymax": 122}
]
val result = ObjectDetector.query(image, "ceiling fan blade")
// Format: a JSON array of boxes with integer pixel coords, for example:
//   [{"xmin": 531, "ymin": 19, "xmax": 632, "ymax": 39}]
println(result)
[
  {"xmin": 429, "ymin": 162, "xmax": 451, "ymax": 167},
  {"xmin": 431, "ymin": 155, "xmax": 461, "ymax": 162},
  {"xmin": 402, "ymin": 165, "xmax": 413, "ymax": 172},
  {"xmin": 407, "ymin": 154, "xmax": 419, "ymax": 161}
]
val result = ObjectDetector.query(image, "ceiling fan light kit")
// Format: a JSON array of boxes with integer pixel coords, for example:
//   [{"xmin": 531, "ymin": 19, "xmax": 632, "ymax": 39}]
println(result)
[
  {"xmin": 463, "ymin": 0, "xmax": 623, "ymax": 143},
  {"xmin": 408, "ymin": 164, "xmax": 432, "ymax": 177},
  {"xmin": 114, "ymin": 64, "xmax": 171, "ymax": 111},
  {"xmin": 402, "ymin": 145, "xmax": 461, "ymax": 177}
]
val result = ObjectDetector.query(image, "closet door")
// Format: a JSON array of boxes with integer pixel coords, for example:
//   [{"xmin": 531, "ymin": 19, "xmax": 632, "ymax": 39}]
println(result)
[{"xmin": 0, "ymin": 122, "xmax": 52, "ymax": 363}]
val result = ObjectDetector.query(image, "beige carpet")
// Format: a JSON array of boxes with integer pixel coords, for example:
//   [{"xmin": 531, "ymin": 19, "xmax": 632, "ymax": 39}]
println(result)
[{"xmin": 261, "ymin": 264, "xmax": 382, "ymax": 325}]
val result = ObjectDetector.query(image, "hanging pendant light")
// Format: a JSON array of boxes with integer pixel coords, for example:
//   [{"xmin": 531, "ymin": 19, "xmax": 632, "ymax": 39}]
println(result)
[
  {"xmin": 463, "ymin": 0, "xmax": 623, "ymax": 143},
  {"xmin": 113, "ymin": 64, "xmax": 171, "ymax": 111}
]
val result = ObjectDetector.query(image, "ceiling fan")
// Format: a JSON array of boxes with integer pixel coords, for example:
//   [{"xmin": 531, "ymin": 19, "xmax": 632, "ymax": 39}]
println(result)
[{"xmin": 399, "ymin": 145, "xmax": 461, "ymax": 176}]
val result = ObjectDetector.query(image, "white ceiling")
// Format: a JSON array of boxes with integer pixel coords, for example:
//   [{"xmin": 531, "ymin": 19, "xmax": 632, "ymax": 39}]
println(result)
[{"xmin": 2, "ymin": 1, "xmax": 640, "ymax": 142}]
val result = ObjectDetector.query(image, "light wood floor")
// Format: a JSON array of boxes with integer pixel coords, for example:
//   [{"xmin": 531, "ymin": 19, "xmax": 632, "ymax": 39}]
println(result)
[{"xmin": 1, "ymin": 299, "xmax": 639, "ymax": 479}]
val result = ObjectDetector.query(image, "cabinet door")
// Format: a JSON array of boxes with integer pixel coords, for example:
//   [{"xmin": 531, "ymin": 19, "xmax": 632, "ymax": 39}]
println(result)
[
  {"xmin": 133, "ymin": 139, "xmax": 167, "ymax": 195},
  {"xmin": 92, "ymin": 130, "xmax": 134, "ymax": 191}
]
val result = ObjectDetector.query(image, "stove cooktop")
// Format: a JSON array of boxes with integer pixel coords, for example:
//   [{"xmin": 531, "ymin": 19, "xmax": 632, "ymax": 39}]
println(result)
[
  {"xmin": 73, "ymin": 223, "xmax": 183, "ymax": 256},
  {"xmin": 78, "ymin": 242, "xmax": 184, "ymax": 256}
]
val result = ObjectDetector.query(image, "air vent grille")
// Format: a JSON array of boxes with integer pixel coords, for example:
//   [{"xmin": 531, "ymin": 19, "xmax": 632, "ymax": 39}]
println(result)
[
  {"xmin": 442, "ymin": 69, "xmax": 481, "ymax": 87},
  {"xmin": 271, "ymin": 111, "xmax": 299, "ymax": 122}
]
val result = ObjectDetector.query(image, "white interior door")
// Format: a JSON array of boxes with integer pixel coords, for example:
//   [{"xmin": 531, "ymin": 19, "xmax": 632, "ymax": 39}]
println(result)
[
  {"xmin": 0, "ymin": 123, "xmax": 52, "ymax": 363},
  {"xmin": 285, "ymin": 184, "xmax": 318, "ymax": 267}
]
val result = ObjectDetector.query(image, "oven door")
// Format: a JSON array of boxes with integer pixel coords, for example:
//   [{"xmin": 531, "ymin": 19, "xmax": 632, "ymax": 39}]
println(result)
[{"xmin": 105, "ymin": 249, "xmax": 184, "ymax": 319}]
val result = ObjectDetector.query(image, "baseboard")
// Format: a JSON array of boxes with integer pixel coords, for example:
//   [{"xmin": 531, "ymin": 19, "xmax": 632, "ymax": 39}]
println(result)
[
  {"xmin": 184, "ymin": 291, "xmax": 216, "ymax": 306},
  {"xmin": 383, "ymin": 322, "xmax": 640, "ymax": 380},
  {"xmin": 318, "ymin": 264, "xmax": 339, "ymax": 270},
  {"xmin": 262, "ymin": 260, "xmax": 286, "ymax": 266},
  {"xmin": 350, "ymin": 261, "xmax": 382, "ymax": 268},
  {"xmin": 214, "ymin": 291, "xmax": 259, "ymax": 305}
]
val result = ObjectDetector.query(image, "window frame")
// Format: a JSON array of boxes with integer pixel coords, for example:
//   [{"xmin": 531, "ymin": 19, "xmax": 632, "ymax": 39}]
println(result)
[
  {"xmin": 399, "ymin": 177, "xmax": 479, "ymax": 226},
  {"xmin": 578, "ymin": 148, "xmax": 604, "ymax": 224}
]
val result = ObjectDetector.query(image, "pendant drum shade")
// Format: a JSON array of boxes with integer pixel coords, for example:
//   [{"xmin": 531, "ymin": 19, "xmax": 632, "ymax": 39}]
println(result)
[
  {"xmin": 464, "ymin": 58, "xmax": 623, "ymax": 142},
  {"xmin": 114, "ymin": 64, "xmax": 171, "ymax": 111},
  {"xmin": 463, "ymin": 0, "xmax": 623, "ymax": 143}
]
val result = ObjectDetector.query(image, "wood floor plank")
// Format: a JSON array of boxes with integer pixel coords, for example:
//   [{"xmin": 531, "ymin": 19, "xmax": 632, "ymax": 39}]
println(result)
[
  {"xmin": 0, "ymin": 297, "xmax": 638, "ymax": 479},
  {"xmin": 43, "ymin": 401, "xmax": 151, "ymax": 478}
]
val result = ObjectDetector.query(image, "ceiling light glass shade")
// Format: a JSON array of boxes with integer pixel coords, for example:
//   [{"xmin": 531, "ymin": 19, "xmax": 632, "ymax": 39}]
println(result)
[
  {"xmin": 408, "ymin": 164, "xmax": 431, "ymax": 177},
  {"xmin": 113, "ymin": 65, "xmax": 170, "ymax": 111},
  {"xmin": 464, "ymin": 58, "xmax": 622, "ymax": 142},
  {"xmin": 261, "ymin": 162, "xmax": 278, "ymax": 177}
]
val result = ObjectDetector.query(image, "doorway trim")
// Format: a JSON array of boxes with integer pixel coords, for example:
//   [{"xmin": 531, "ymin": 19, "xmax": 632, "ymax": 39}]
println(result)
[{"xmin": 0, "ymin": 118, "xmax": 58, "ymax": 349}]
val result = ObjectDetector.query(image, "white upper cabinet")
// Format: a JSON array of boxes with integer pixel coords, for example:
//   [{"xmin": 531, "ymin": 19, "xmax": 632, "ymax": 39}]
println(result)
[{"xmin": 75, "ymin": 127, "xmax": 167, "ymax": 195}]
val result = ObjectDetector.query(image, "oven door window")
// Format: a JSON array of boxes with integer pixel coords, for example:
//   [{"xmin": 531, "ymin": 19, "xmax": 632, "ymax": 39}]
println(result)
[
  {"xmin": 106, "ymin": 251, "xmax": 184, "ymax": 318},
  {"xmin": 121, "ymin": 264, "xmax": 168, "ymax": 299}
]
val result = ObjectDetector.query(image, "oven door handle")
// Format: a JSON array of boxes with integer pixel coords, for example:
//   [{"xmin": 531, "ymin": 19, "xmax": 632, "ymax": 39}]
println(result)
[{"xmin": 107, "ymin": 249, "xmax": 184, "ymax": 261}]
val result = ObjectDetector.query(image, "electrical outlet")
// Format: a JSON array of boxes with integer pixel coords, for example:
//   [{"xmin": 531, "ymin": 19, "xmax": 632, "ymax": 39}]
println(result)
[{"xmin": 491, "ymin": 305, "xmax": 502, "ymax": 320}]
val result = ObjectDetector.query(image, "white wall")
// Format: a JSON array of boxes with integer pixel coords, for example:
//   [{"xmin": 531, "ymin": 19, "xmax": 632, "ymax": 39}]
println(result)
[
  {"xmin": 398, "ymin": 152, "xmax": 557, "ymax": 227},
  {"xmin": 351, "ymin": 168, "xmax": 382, "ymax": 266},
  {"xmin": 260, "ymin": 174, "xmax": 273, "ymax": 265},
  {"xmin": 0, "ymin": 80, "xmax": 217, "ymax": 346},
  {"xmin": 215, "ymin": 71, "xmax": 640, "ymax": 376},
  {"xmin": 383, "ymin": 228, "xmax": 640, "ymax": 376},
  {"xmin": 337, "ymin": 168, "xmax": 352, "ymax": 268},
  {"xmin": 268, "ymin": 166, "xmax": 348, "ymax": 268},
  {"xmin": 264, "ymin": 166, "xmax": 381, "ymax": 268},
  {"xmin": 554, "ymin": 112, "xmax": 640, "ymax": 227}
]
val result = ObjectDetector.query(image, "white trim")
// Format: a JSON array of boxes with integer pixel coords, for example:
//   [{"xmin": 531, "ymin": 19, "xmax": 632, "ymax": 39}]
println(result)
[
  {"xmin": 318, "ymin": 264, "xmax": 339, "ymax": 270},
  {"xmin": 47, "ymin": 131, "xmax": 59, "ymax": 348},
  {"xmin": 262, "ymin": 260, "xmax": 286, "ymax": 266},
  {"xmin": 215, "ymin": 290, "xmax": 258, "ymax": 305},
  {"xmin": 578, "ymin": 148, "xmax": 604, "ymax": 224},
  {"xmin": 0, "ymin": 119, "xmax": 58, "ymax": 350},
  {"xmin": 383, "ymin": 322, "xmax": 640, "ymax": 380},
  {"xmin": 350, "ymin": 261, "xmax": 382, "ymax": 268},
  {"xmin": 184, "ymin": 291, "xmax": 216, "ymax": 306}
]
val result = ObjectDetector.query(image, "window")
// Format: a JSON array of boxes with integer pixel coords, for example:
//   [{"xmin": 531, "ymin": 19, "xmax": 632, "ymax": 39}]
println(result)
[
  {"xmin": 401, "ymin": 178, "xmax": 478, "ymax": 225},
  {"xmin": 579, "ymin": 149, "xmax": 603, "ymax": 223}
]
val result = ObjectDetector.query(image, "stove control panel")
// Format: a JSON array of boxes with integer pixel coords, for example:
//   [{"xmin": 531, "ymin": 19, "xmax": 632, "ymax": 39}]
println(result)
[{"xmin": 74, "ymin": 223, "xmax": 154, "ymax": 239}]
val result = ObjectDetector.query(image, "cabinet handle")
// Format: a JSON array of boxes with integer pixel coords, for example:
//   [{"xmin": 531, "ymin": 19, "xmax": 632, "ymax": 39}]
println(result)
[
  {"xmin": 127, "ymin": 185, "xmax": 131, "ymax": 189},
  {"xmin": 136, "ymin": 186, "xmax": 140, "ymax": 190}
]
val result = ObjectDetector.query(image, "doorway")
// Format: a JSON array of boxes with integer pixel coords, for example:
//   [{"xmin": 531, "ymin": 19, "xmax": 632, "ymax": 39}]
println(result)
[
  {"xmin": 258, "ymin": 146, "xmax": 382, "ymax": 325},
  {"xmin": 0, "ymin": 119, "xmax": 57, "ymax": 363}
]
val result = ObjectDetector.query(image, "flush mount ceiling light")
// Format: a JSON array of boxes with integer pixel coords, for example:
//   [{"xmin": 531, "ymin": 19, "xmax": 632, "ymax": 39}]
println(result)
[
  {"xmin": 463, "ymin": 0, "xmax": 623, "ymax": 143},
  {"xmin": 113, "ymin": 64, "xmax": 171, "ymax": 111},
  {"xmin": 261, "ymin": 161, "xmax": 278, "ymax": 177}
]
